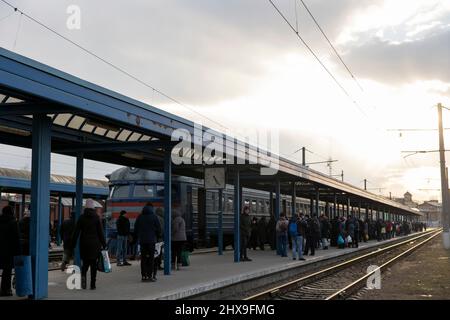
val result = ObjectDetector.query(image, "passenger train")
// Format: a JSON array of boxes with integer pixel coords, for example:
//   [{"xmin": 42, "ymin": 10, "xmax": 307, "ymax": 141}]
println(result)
[{"xmin": 105, "ymin": 167, "xmax": 328, "ymax": 249}]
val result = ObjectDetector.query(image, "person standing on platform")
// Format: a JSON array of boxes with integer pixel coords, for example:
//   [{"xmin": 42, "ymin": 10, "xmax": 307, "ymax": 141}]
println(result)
[
  {"xmin": 155, "ymin": 207, "xmax": 164, "ymax": 270},
  {"xmin": 257, "ymin": 216, "xmax": 267, "ymax": 250},
  {"xmin": 134, "ymin": 204, "xmax": 161, "ymax": 282},
  {"xmin": 320, "ymin": 214, "xmax": 331, "ymax": 250},
  {"xmin": 171, "ymin": 209, "xmax": 186, "ymax": 270},
  {"xmin": 116, "ymin": 210, "xmax": 131, "ymax": 267},
  {"xmin": 18, "ymin": 212, "xmax": 30, "ymax": 256},
  {"xmin": 249, "ymin": 217, "xmax": 258, "ymax": 250},
  {"xmin": 267, "ymin": 215, "xmax": 276, "ymax": 250},
  {"xmin": 0, "ymin": 205, "xmax": 20, "ymax": 296},
  {"xmin": 352, "ymin": 216, "xmax": 359, "ymax": 248},
  {"xmin": 276, "ymin": 215, "xmax": 288, "ymax": 257},
  {"xmin": 60, "ymin": 211, "xmax": 75, "ymax": 271},
  {"xmin": 71, "ymin": 199, "xmax": 106, "ymax": 290},
  {"xmin": 239, "ymin": 206, "xmax": 252, "ymax": 261},
  {"xmin": 304, "ymin": 215, "xmax": 318, "ymax": 256}
]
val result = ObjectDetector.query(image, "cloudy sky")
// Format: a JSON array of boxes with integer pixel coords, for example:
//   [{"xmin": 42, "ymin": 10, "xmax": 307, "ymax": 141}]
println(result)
[{"xmin": 0, "ymin": 0, "xmax": 449, "ymax": 202}]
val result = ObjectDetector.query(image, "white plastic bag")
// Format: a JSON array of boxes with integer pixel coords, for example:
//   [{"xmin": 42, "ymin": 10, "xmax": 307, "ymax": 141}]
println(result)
[{"xmin": 154, "ymin": 242, "xmax": 164, "ymax": 258}]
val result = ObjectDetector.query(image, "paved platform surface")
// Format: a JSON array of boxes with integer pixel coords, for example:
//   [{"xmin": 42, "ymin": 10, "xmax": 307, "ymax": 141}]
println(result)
[{"xmin": 1, "ymin": 231, "xmax": 432, "ymax": 300}]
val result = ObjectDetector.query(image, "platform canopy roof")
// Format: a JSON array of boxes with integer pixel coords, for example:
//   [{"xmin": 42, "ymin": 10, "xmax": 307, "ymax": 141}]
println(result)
[{"xmin": 0, "ymin": 47, "xmax": 420, "ymax": 217}]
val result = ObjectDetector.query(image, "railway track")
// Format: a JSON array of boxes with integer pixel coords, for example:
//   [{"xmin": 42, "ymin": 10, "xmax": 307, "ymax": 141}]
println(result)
[{"xmin": 245, "ymin": 229, "xmax": 441, "ymax": 300}]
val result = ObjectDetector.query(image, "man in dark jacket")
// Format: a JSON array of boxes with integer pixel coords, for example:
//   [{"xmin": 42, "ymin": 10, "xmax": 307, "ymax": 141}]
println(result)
[
  {"xmin": 71, "ymin": 201, "xmax": 106, "ymax": 290},
  {"xmin": 239, "ymin": 206, "xmax": 252, "ymax": 261},
  {"xmin": 330, "ymin": 216, "xmax": 338, "ymax": 247},
  {"xmin": 134, "ymin": 204, "xmax": 161, "ymax": 281},
  {"xmin": 257, "ymin": 216, "xmax": 267, "ymax": 250},
  {"xmin": 18, "ymin": 213, "xmax": 30, "ymax": 256},
  {"xmin": 60, "ymin": 211, "xmax": 75, "ymax": 271},
  {"xmin": 0, "ymin": 205, "xmax": 20, "ymax": 296},
  {"xmin": 266, "ymin": 215, "xmax": 276, "ymax": 250},
  {"xmin": 352, "ymin": 217, "xmax": 359, "ymax": 248},
  {"xmin": 116, "ymin": 210, "xmax": 131, "ymax": 266},
  {"xmin": 303, "ymin": 215, "xmax": 317, "ymax": 256},
  {"xmin": 320, "ymin": 214, "xmax": 331, "ymax": 249}
]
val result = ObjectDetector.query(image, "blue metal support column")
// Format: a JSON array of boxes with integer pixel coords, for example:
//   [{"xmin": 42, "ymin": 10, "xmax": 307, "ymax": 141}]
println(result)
[
  {"xmin": 315, "ymin": 188, "xmax": 319, "ymax": 217},
  {"xmin": 239, "ymin": 184, "xmax": 243, "ymax": 209},
  {"xmin": 218, "ymin": 188, "xmax": 223, "ymax": 255},
  {"xmin": 234, "ymin": 169, "xmax": 240, "ymax": 262},
  {"xmin": 275, "ymin": 179, "xmax": 280, "ymax": 220},
  {"xmin": 164, "ymin": 150, "xmax": 172, "ymax": 275},
  {"xmin": 56, "ymin": 193, "xmax": 62, "ymax": 246},
  {"xmin": 275, "ymin": 179, "xmax": 281, "ymax": 256},
  {"xmin": 30, "ymin": 114, "xmax": 51, "ymax": 300},
  {"xmin": 291, "ymin": 182, "xmax": 296, "ymax": 216},
  {"xmin": 310, "ymin": 197, "xmax": 314, "ymax": 216},
  {"xmin": 74, "ymin": 152, "xmax": 83, "ymax": 267},
  {"xmin": 333, "ymin": 194, "xmax": 337, "ymax": 218},
  {"xmin": 347, "ymin": 197, "xmax": 351, "ymax": 217},
  {"xmin": 358, "ymin": 201, "xmax": 362, "ymax": 219},
  {"xmin": 21, "ymin": 192, "xmax": 25, "ymax": 219},
  {"xmin": 269, "ymin": 190, "xmax": 273, "ymax": 217}
]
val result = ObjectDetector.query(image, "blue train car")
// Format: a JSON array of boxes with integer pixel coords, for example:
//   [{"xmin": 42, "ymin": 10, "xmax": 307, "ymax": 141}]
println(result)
[{"xmin": 105, "ymin": 167, "xmax": 326, "ymax": 249}]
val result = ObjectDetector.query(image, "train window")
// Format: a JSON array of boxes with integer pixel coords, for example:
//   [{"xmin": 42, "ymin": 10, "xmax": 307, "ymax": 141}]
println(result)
[
  {"xmin": 156, "ymin": 185, "xmax": 178, "ymax": 197},
  {"xmin": 251, "ymin": 200, "xmax": 257, "ymax": 213},
  {"xmin": 133, "ymin": 185, "xmax": 155, "ymax": 198},
  {"xmin": 227, "ymin": 197, "xmax": 233, "ymax": 211},
  {"xmin": 265, "ymin": 200, "xmax": 270, "ymax": 214},
  {"xmin": 258, "ymin": 200, "xmax": 264, "ymax": 213},
  {"xmin": 111, "ymin": 185, "xmax": 130, "ymax": 198}
]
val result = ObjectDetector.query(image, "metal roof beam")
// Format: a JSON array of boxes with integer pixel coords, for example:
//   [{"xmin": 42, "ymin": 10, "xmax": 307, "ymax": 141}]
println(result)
[
  {"xmin": 53, "ymin": 140, "xmax": 176, "ymax": 153},
  {"xmin": 0, "ymin": 102, "xmax": 74, "ymax": 116}
]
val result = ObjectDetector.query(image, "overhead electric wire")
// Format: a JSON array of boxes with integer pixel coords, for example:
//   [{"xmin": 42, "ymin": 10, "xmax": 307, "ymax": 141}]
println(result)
[
  {"xmin": 267, "ymin": 0, "xmax": 367, "ymax": 117},
  {"xmin": 2, "ymin": 0, "xmax": 297, "ymax": 160},
  {"xmin": 0, "ymin": 0, "xmax": 229, "ymax": 132},
  {"xmin": 298, "ymin": 0, "xmax": 364, "ymax": 92}
]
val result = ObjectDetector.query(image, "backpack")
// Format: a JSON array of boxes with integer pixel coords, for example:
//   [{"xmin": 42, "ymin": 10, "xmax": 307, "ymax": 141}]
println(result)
[
  {"xmin": 279, "ymin": 220, "xmax": 288, "ymax": 232},
  {"xmin": 289, "ymin": 221, "xmax": 298, "ymax": 236}
]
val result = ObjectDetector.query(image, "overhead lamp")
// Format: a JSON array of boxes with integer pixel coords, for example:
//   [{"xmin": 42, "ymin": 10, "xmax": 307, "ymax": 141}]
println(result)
[
  {"xmin": 122, "ymin": 152, "xmax": 144, "ymax": 160},
  {"xmin": 0, "ymin": 125, "xmax": 30, "ymax": 136}
]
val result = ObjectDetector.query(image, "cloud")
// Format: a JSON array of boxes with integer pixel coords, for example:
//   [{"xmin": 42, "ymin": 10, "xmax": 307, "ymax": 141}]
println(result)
[
  {"xmin": 0, "ymin": 0, "xmax": 384, "ymax": 106},
  {"xmin": 343, "ymin": 27, "xmax": 450, "ymax": 84}
]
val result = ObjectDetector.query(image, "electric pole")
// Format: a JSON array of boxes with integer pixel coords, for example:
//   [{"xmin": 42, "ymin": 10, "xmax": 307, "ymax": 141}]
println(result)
[
  {"xmin": 437, "ymin": 103, "xmax": 450, "ymax": 249},
  {"xmin": 302, "ymin": 147, "xmax": 306, "ymax": 166},
  {"xmin": 364, "ymin": 179, "xmax": 367, "ymax": 191}
]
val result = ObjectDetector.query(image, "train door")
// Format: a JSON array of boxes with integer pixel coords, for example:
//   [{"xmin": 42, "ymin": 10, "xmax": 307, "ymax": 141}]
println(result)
[{"xmin": 197, "ymin": 188, "xmax": 207, "ymax": 247}]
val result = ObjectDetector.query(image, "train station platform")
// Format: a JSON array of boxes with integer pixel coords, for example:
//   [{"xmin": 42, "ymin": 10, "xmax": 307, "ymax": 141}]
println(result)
[{"xmin": 0, "ymin": 231, "xmax": 425, "ymax": 300}]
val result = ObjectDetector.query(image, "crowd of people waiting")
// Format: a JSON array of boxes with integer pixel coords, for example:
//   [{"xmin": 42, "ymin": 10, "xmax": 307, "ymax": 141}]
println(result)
[
  {"xmin": 0, "ymin": 200, "xmax": 188, "ymax": 295},
  {"xmin": 239, "ymin": 205, "xmax": 427, "ymax": 262}
]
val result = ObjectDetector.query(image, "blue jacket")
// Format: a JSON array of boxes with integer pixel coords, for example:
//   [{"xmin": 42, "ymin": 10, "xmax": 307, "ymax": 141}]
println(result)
[{"xmin": 134, "ymin": 206, "xmax": 161, "ymax": 244}]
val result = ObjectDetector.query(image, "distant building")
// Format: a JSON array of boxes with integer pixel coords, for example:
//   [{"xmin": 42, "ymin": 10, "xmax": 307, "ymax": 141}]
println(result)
[
  {"xmin": 418, "ymin": 200, "xmax": 442, "ymax": 227},
  {"xmin": 394, "ymin": 191, "xmax": 419, "ymax": 208}
]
